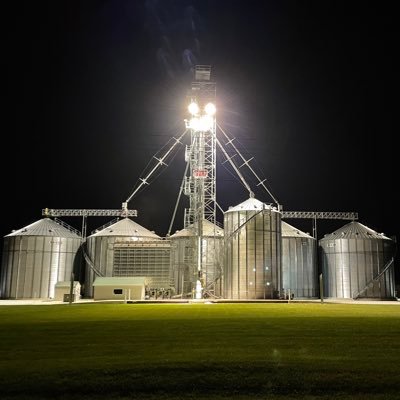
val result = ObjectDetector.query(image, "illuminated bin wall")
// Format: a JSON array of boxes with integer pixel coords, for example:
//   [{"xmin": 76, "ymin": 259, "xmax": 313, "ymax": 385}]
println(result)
[
  {"xmin": 85, "ymin": 218, "xmax": 170, "ymax": 297},
  {"xmin": 281, "ymin": 221, "xmax": 317, "ymax": 298},
  {"xmin": 319, "ymin": 221, "xmax": 396, "ymax": 299},
  {"xmin": 0, "ymin": 218, "xmax": 82, "ymax": 299},
  {"xmin": 170, "ymin": 219, "xmax": 224, "ymax": 298},
  {"xmin": 224, "ymin": 197, "xmax": 282, "ymax": 299}
]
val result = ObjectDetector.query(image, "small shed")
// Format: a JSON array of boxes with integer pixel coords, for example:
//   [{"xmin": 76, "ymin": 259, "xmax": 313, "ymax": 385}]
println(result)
[
  {"xmin": 54, "ymin": 281, "xmax": 81, "ymax": 301},
  {"xmin": 92, "ymin": 277, "xmax": 146, "ymax": 300}
]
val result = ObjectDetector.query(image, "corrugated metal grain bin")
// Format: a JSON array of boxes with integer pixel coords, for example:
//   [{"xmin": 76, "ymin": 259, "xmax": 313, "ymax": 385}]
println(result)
[
  {"xmin": 0, "ymin": 218, "xmax": 82, "ymax": 299},
  {"xmin": 281, "ymin": 221, "xmax": 317, "ymax": 298},
  {"xmin": 84, "ymin": 218, "xmax": 170, "ymax": 297},
  {"xmin": 169, "ymin": 219, "xmax": 224, "ymax": 298},
  {"xmin": 319, "ymin": 221, "xmax": 396, "ymax": 299},
  {"xmin": 224, "ymin": 197, "xmax": 282, "ymax": 299}
]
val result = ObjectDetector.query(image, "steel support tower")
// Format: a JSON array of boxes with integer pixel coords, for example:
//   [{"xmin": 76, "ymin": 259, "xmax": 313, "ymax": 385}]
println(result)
[{"xmin": 183, "ymin": 65, "xmax": 217, "ymax": 298}]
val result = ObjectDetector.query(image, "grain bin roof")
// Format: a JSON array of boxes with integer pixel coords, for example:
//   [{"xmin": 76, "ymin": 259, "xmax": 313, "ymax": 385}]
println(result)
[
  {"xmin": 5, "ymin": 218, "xmax": 81, "ymax": 238},
  {"xmin": 225, "ymin": 197, "xmax": 277, "ymax": 213},
  {"xmin": 89, "ymin": 218, "xmax": 161, "ymax": 239},
  {"xmin": 282, "ymin": 221, "xmax": 313, "ymax": 239},
  {"xmin": 170, "ymin": 219, "xmax": 224, "ymax": 238},
  {"xmin": 321, "ymin": 221, "xmax": 391, "ymax": 240}
]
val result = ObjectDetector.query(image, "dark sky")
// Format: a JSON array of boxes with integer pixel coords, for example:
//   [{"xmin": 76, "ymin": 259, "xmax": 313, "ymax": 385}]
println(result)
[{"xmin": 3, "ymin": 1, "xmax": 398, "ymax": 275}]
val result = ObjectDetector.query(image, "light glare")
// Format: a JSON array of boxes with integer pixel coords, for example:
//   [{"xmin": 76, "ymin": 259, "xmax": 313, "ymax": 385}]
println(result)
[
  {"xmin": 200, "ymin": 115, "xmax": 213, "ymax": 131},
  {"xmin": 188, "ymin": 102, "xmax": 199, "ymax": 115},
  {"xmin": 205, "ymin": 102, "xmax": 216, "ymax": 115},
  {"xmin": 189, "ymin": 117, "xmax": 200, "ymax": 130},
  {"xmin": 189, "ymin": 116, "xmax": 213, "ymax": 131}
]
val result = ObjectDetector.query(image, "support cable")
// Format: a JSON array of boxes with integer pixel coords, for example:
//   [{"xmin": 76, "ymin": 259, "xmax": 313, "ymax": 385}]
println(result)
[
  {"xmin": 215, "ymin": 201, "xmax": 225, "ymax": 216},
  {"xmin": 217, "ymin": 123, "xmax": 280, "ymax": 206},
  {"xmin": 167, "ymin": 161, "xmax": 190, "ymax": 236},
  {"xmin": 352, "ymin": 258, "xmax": 395, "ymax": 299},
  {"xmin": 125, "ymin": 129, "xmax": 188, "ymax": 205},
  {"xmin": 80, "ymin": 242, "xmax": 104, "ymax": 277},
  {"xmin": 227, "ymin": 207, "xmax": 266, "ymax": 239},
  {"xmin": 215, "ymin": 136, "xmax": 254, "ymax": 198}
]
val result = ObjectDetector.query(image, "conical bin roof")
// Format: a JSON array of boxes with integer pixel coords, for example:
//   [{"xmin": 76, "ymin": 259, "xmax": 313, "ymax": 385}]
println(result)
[
  {"xmin": 225, "ymin": 197, "xmax": 277, "ymax": 213},
  {"xmin": 281, "ymin": 221, "xmax": 313, "ymax": 239},
  {"xmin": 170, "ymin": 219, "xmax": 224, "ymax": 238},
  {"xmin": 89, "ymin": 217, "xmax": 161, "ymax": 239},
  {"xmin": 320, "ymin": 221, "xmax": 391, "ymax": 241},
  {"xmin": 5, "ymin": 218, "xmax": 80, "ymax": 238}
]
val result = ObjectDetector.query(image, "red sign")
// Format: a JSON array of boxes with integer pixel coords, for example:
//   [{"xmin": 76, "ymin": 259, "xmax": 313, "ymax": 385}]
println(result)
[{"xmin": 193, "ymin": 169, "xmax": 208, "ymax": 178}]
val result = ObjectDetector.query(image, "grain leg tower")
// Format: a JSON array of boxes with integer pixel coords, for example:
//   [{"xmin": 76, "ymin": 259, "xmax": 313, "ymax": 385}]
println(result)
[{"xmin": 183, "ymin": 65, "xmax": 218, "ymax": 298}]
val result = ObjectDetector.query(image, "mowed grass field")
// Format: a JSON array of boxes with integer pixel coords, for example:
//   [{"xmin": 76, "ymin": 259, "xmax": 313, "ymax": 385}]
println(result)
[{"xmin": 0, "ymin": 302, "xmax": 399, "ymax": 400}]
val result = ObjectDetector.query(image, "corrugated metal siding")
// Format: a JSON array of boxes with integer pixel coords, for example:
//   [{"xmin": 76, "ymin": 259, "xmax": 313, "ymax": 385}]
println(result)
[
  {"xmin": 85, "ymin": 218, "xmax": 164, "ymax": 297},
  {"xmin": 281, "ymin": 221, "xmax": 317, "ymax": 298},
  {"xmin": 1, "ymin": 235, "xmax": 81, "ymax": 299},
  {"xmin": 320, "ymin": 222, "xmax": 395, "ymax": 299},
  {"xmin": 282, "ymin": 235, "xmax": 317, "ymax": 298},
  {"xmin": 224, "ymin": 200, "xmax": 282, "ymax": 300},
  {"xmin": 85, "ymin": 234, "xmax": 172, "ymax": 297},
  {"xmin": 170, "ymin": 235, "xmax": 224, "ymax": 297}
]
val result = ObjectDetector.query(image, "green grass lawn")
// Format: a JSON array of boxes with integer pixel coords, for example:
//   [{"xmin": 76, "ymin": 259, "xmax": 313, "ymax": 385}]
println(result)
[{"xmin": 0, "ymin": 302, "xmax": 399, "ymax": 399}]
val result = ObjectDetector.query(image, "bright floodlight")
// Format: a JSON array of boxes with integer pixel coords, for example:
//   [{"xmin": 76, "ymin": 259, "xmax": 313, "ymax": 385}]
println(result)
[
  {"xmin": 189, "ymin": 117, "xmax": 201, "ymax": 131},
  {"xmin": 204, "ymin": 102, "xmax": 216, "ymax": 115},
  {"xmin": 188, "ymin": 102, "xmax": 199, "ymax": 115},
  {"xmin": 189, "ymin": 116, "xmax": 213, "ymax": 131},
  {"xmin": 200, "ymin": 115, "xmax": 213, "ymax": 131}
]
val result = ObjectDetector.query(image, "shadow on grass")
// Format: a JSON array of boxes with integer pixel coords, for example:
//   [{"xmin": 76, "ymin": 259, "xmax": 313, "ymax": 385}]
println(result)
[{"xmin": 2, "ymin": 363, "xmax": 400, "ymax": 400}]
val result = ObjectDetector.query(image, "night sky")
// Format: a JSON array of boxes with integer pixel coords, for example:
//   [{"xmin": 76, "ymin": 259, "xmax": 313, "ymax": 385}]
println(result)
[{"xmin": 3, "ymin": 1, "xmax": 398, "ymax": 278}]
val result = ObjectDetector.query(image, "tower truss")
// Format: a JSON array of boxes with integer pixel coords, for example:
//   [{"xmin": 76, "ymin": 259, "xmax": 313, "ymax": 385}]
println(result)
[
  {"xmin": 184, "ymin": 65, "xmax": 217, "ymax": 229},
  {"xmin": 183, "ymin": 65, "xmax": 217, "ymax": 298}
]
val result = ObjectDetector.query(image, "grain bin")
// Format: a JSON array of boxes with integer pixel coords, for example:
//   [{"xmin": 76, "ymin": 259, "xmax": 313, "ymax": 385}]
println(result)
[
  {"xmin": 169, "ymin": 219, "xmax": 224, "ymax": 298},
  {"xmin": 84, "ymin": 217, "xmax": 170, "ymax": 297},
  {"xmin": 319, "ymin": 221, "xmax": 396, "ymax": 299},
  {"xmin": 224, "ymin": 197, "xmax": 282, "ymax": 299},
  {"xmin": 281, "ymin": 221, "xmax": 317, "ymax": 298},
  {"xmin": 0, "ymin": 218, "xmax": 82, "ymax": 299}
]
